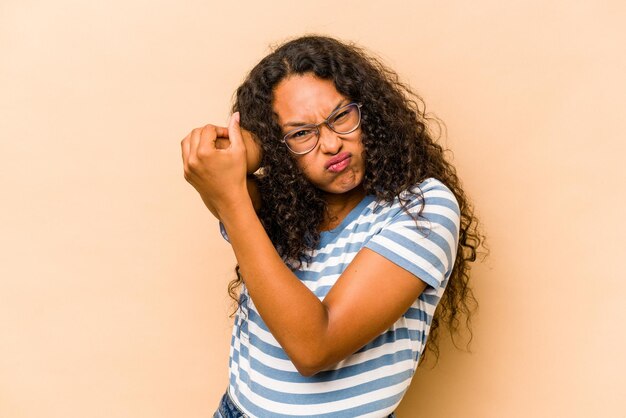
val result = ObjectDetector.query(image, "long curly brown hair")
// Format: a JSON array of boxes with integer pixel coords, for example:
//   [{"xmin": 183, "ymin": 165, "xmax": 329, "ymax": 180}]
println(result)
[{"xmin": 228, "ymin": 35, "xmax": 486, "ymax": 367}]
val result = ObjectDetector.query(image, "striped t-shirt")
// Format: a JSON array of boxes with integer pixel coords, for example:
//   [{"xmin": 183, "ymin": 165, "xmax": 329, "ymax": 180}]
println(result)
[{"xmin": 220, "ymin": 177, "xmax": 461, "ymax": 417}]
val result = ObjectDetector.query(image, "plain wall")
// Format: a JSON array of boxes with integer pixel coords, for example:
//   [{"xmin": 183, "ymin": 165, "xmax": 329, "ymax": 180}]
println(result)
[{"xmin": 1, "ymin": 1, "xmax": 624, "ymax": 417}]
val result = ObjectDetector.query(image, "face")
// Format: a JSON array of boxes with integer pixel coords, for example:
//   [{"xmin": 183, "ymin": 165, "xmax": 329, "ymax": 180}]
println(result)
[{"xmin": 273, "ymin": 73, "xmax": 366, "ymax": 196}]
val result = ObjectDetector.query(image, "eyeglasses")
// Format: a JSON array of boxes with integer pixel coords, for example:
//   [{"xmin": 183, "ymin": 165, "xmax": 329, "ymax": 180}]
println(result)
[{"xmin": 281, "ymin": 102, "xmax": 362, "ymax": 155}]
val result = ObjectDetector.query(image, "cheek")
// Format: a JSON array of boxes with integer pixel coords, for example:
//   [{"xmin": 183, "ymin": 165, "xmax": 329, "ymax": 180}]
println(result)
[
  {"xmin": 294, "ymin": 156, "xmax": 314, "ymax": 178},
  {"xmin": 351, "ymin": 133, "xmax": 365, "ymax": 154},
  {"xmin": 353, "ymin": 139, "xmax": 366, "ymax": 167},
  {"xmin": 296, "ymin": 158, "xmax": 327, "ymax": 187}
]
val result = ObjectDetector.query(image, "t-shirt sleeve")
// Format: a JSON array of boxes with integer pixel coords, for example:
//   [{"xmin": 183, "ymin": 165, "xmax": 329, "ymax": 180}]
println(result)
[{"xmin": 364, "ymin": 181, "xmax": 461, "ymax": 292}]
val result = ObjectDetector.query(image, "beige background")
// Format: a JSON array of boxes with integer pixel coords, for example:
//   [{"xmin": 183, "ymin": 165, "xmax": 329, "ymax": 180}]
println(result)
[{"xmin": 1, "ymin": 1, "xmax": 624, "ymax": 417}]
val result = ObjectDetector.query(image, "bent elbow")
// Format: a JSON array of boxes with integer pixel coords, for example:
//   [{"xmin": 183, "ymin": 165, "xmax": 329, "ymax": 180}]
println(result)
[
  {"xmin": 294, "ymin": 361, "xmax": 324, "ymax": 377},
  {"xmin": 291, "ymin": 351, "xmax": 330, "ymax": 377},
  {"xmin": 295, "ymin": 365, "xmax": 318, "ymax": 377}
]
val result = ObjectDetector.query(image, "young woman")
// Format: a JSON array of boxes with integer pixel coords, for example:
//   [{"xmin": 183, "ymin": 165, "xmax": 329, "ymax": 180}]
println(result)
[{"xmin": 181, "ymin": 35, "xmax": 484, "ymax": 418}]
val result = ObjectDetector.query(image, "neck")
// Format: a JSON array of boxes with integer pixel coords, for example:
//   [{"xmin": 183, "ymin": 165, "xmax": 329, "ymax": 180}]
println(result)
[{"xmin": 319, "ymin": 184, "xmax": 367, "ymax": 231}]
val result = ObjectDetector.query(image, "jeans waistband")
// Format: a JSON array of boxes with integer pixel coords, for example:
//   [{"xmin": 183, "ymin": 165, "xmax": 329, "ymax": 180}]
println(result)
[{"xmin": 215, "ymin": 388, "xmax": 248, "ymax": 418}]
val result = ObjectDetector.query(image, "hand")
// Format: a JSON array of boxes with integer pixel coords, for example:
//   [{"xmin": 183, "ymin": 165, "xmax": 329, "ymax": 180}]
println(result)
[
  {"xmin": 215, "ymin": 127, "xmax": 262, "ymax": 174},
  {"xmin": 242, "ymin": 129, "xmax": 263, "ymax": 174},
  {"xmin": 181, "ymin": 112, "xmax": 250, "ymax": 218}
]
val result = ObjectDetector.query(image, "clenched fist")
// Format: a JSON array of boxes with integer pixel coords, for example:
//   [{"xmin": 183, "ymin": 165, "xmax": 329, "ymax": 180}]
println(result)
[{"xmin": 181, "ymin": 112, "xmax": 261, "ymax": 219}]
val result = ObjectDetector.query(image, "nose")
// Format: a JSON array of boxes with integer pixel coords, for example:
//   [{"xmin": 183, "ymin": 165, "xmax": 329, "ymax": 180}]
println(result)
[{"xmin": 318, "ymin": 124, "xmax": 342, "ymax": 154}]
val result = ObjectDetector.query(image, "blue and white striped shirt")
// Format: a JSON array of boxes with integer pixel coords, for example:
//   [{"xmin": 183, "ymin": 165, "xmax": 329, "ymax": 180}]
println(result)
[{"xmin": 221, "ymin": 177, "xmax": 460, "ymax": 417}]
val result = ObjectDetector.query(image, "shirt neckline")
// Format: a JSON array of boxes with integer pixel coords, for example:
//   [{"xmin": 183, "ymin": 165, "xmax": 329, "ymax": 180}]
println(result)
[{"xmin": 320, "ymin": 194, "xmax": 376, "ymax": 236}]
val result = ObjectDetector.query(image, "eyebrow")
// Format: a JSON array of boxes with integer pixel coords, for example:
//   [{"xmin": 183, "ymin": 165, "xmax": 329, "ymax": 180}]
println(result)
[{"xmin": 282, "ymin": 100, "xmax": 348, "ymax": 128}]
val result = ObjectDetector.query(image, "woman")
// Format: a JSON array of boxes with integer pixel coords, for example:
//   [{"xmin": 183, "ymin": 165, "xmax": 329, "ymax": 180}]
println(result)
[{"xmin": 181, "ymin": 35, "xmax": 484, "ymax": 418}]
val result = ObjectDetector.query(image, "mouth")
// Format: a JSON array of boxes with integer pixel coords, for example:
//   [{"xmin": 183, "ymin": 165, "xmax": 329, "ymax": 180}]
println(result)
[{"xmin": 325, "ymin": 152, "xmax": 352, "ymax": 173}]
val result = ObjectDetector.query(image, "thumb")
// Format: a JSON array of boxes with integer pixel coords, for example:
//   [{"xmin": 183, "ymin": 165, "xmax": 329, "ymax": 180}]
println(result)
[{"xmin": 227, "ymin": 112, "xmax": 244, "ymax": 151}]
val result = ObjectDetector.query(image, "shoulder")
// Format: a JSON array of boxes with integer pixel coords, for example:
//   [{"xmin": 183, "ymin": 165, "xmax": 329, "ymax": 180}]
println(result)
[
  {"xmin": 363, "ymin": 177, "xmax": 461, "ymax": 290},
  {"xmin": 402, "ymin": 177, "xmax": 457, "ymax": 204},
  {"xmin": 380, "ymin": 177, "xmax": 460, "ymax": 220}
]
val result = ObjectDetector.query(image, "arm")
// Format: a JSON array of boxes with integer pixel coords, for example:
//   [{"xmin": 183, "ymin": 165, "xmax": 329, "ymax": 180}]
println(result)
[
  {"xmin": 182, "ymin": 115, "xmax": 454, "ymax": 377},
  {"xmin": 220, "ymin": 202, "xmax": 428, "ymax": 376},
  {"xmin": 202, "ymin": 175, "xmax": 261, "ymax": 220}
]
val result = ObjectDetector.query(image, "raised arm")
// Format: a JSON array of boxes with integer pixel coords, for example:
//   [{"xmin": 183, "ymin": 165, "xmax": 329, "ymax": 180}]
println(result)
[
  {"xmin": 181, "ymin": 114, "xmax": 458, "ymax": 377},
  {"xmin": 193, "ymin": 125, "xmax": 262, "ymax": 219},
  {"xmin": 201, "ymin": 175, "xmax": 261, "ymax": 220}
]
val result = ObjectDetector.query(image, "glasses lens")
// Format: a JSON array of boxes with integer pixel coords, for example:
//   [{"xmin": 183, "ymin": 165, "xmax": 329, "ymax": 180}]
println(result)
[
  {"xmin": 284, "ymin": 128, "xmax": 318, "ymax": 154},
  {"xmin": 329, "ymin": 104, "xmax": 360, "ymax": 133},
  {"xmin": 283, "ymin": 104, "xmax": 361, "ymax": 154}
]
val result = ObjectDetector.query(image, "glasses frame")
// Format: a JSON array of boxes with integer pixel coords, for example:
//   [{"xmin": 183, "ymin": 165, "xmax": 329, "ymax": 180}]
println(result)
[{"xmin": 281, "ymin": 102, "xmax": 363, "ymax": 155}]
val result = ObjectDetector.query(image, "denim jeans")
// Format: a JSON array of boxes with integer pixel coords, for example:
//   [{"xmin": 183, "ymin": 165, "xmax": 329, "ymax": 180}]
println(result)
[
  {"xmin": 213, "ymin": 388, "xmax": 396, "ymax": 417},
  {"xmin": 213, "ymin": 389, "xmax": 248, "ymax": 418}
]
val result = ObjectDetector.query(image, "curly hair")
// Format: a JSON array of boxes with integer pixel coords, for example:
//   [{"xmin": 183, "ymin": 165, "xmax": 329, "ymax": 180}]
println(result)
[{"xmin": 228, "ymin": 35, "xmax": 487, "ymax": 367}]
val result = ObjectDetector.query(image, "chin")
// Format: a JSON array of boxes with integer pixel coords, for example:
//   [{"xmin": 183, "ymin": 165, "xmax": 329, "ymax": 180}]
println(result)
[{"xmin": 326, "ymin": 172, "xmax": 364, "ymax": 194}]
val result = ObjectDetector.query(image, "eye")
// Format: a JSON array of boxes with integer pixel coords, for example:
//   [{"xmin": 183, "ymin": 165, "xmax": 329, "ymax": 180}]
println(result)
[
  {"xmin": 286, "ymin": 128, "xmax": 317, "ymax": 143},
  {"xmin": 293, "ymin": 129, "xmax": 313, "ymax": 138},
  {"xmin": 332, "ymin": 110, "xmax": 350, "ymax": 122}
]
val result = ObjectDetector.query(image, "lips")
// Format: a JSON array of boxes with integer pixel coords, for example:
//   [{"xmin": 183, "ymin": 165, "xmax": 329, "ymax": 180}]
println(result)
[{"xmin": 325, "ymin": 152, "xmax": 351, "ymax": 170}]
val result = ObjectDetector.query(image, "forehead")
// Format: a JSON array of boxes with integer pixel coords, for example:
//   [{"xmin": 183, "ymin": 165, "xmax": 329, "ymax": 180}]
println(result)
[{"xmin": 273, "ymin": 74, "xmax": 346, "ymax": 125}]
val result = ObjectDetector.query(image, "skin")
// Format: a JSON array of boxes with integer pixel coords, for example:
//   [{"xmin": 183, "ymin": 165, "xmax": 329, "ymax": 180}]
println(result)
[
  {"xmin": 180, "ymin": 74, "xmax": 428, "ymax": 376},
  {"xmin": 201, "ymin": 128, "xmax": 262, "ymax": 217},
  {"xmin": 273, "ymin": 74, "xmax": 367, "ymax": 229}
]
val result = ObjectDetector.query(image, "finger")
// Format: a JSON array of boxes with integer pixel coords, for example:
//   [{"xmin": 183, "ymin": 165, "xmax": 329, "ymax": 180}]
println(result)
[
  {"xmin": 214, "ymin": 126, "xmax": 229, "ymax": 139},
  {"xmin": 200, "ymin": 124, "xmax": 218, "ymax": 153},
  {"xmin": 227, "ymin": 112, "xmax": 244, "ymax": 151},
  {"xmin": 181, "ymin": 133, "xmax": 191, "ymax": 165},
  {"xmin": 189, "ymin": 127, "xmax": 202, "ymax": 159}
]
